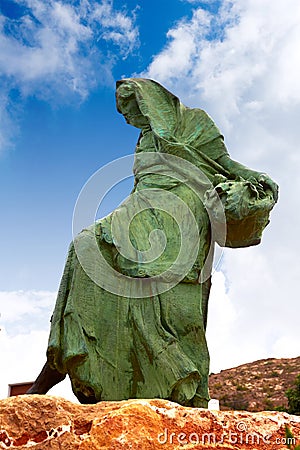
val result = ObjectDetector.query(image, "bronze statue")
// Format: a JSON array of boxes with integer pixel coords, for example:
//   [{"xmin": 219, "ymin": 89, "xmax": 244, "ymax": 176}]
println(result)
[{"xmin": 28, "ymin": 79, "xmax": 278, "ymax": 406}]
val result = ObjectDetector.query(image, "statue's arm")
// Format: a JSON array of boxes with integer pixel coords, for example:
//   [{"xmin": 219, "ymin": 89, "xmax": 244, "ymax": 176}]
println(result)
[{"xmin": 216, "ymin": 154, "xmax": 279, "ymax": 202}]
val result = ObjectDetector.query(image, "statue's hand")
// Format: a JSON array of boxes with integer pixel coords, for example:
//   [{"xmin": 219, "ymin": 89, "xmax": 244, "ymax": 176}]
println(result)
[{"xmin": 257, "ymin": 173, "xmax": 279, "ymax": 202}]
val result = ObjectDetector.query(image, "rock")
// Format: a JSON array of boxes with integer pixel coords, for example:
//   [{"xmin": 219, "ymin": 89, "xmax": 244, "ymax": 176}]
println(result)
[{"xmin": 0, "ymin": 395, "xmax": 299, "ymax": 449}]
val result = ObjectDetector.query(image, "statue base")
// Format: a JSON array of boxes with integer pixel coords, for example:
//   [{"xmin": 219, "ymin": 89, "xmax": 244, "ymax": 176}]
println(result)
[{"xmin": 0, "ymin": 395, "xmax": 299, "ymax": 449}]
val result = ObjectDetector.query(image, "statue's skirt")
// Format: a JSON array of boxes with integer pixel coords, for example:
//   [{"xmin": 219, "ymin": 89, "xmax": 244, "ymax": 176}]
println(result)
[{"xmin": 47, "ymin": 229, "xmax": 210, "ymax": 405}]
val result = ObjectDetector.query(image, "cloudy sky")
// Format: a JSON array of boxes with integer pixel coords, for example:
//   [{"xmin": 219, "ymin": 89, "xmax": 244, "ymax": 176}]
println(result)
[{"xmin": 0, "ymin": 0, "xmax": 299, "ymax": 402}]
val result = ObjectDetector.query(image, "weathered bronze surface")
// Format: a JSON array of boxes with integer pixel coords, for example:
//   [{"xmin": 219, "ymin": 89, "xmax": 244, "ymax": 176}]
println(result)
[{"xmin": 28, "ymin": 79, "xmax": 278, "ymax": 406}]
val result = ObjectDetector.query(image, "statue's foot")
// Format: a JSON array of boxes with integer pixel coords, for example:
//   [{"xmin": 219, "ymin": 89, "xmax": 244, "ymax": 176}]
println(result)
[
  {"xmin": 170, "ymin": 375, "xmax": 199, "ymax": 406},
  {"xmin": 76, "ymin": 391, "xmax": 98, "ymax": 404},
  {"xmin": 26, "ymin": 361, "xmax": 66, "ymax": 395},
  {"xmin": 192, "ymin": 394, "xmax": 209, "ymax": 408},
  {"xmin": 26, "ymin": 385, "xmax": 41, "ymax": 394}
]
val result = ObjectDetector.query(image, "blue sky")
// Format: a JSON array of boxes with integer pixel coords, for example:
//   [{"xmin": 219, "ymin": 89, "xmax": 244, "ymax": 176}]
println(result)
[
  {"xmin": 0, "ymin": 0, "xmax": 223, "ymax": 291},
  {"xmin": 1, "ymin": 0, "xmax": 300, "ymax": 400}
]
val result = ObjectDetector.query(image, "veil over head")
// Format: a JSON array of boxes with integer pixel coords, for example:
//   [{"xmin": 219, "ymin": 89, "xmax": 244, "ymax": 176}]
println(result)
[{"xmin": 116, "ymin": 78, "xmax": 222, "ymax": 148}]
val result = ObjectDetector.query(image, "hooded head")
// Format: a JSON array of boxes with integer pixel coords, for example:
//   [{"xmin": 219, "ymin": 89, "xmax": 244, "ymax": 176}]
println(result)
[
  {"xmin": 116, "ymin": 78, "xmax": 180, "ymax": 134},
  {"xmin": 116, "ymin": 79, "xmax": 150, "ymax": 129},
  {"xmin": 115, "ymin": 78, "xmax": 222, "ymax": 147}
]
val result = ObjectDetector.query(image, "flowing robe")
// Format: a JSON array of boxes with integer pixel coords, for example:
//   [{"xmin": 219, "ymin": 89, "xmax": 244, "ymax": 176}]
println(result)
[{"xmin": 47, "ymin": 79, "xmax": 231, "ymax": 405}]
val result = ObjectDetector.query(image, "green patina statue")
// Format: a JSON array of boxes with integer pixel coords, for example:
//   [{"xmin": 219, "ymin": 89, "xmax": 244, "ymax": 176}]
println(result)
[{"xmin": 28, "ymin": 79, "xmax": 278, "ymax": 407}]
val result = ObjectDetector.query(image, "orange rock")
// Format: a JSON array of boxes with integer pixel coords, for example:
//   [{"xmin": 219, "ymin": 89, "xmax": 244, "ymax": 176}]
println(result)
[{"xmin": 0, "ymin": 395, "xmax": 299, "ymax": 449}]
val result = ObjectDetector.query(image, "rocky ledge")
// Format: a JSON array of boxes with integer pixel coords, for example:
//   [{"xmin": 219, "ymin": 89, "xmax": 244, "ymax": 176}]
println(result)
[{"xmin": 0, "ymin": 395, "xmax": 299, "ymax": 449}]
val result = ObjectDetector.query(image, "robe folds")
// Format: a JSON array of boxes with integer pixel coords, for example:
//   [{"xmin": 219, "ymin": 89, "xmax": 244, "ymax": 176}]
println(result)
[{"xmin": 47, "ymin": 79, "xmax": 233, "ymax": 405}]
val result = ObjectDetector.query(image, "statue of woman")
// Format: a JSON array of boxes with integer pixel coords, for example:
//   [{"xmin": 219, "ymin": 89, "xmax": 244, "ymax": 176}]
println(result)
[{"xmin": 28, "ymin": 79, "xmax": 278, "ymax": 407}]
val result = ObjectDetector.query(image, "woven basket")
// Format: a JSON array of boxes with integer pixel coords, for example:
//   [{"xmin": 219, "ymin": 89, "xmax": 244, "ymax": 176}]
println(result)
[{"xmin": 204, "ymin": 176, "xmax": 276, "ymax": 248}]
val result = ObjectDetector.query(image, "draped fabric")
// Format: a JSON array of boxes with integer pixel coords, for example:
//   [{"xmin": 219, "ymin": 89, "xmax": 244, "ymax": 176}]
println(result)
[{"xmin": 47, "ymin": 79, "xmax": 230, "ymax": 406}]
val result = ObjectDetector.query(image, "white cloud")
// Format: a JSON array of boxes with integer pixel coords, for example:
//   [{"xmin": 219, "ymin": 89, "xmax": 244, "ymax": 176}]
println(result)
[
  {"xmin": 0, "ymin": 290, "xmax": 55, "ymax": 332},
  {"xmin": 206, "ymin": 270, "xmax": 239, "ymax": 372},
  {"xmin": 144, "ymin": 0, "xmax": 300, "ymax": 128},
  {"xmin": 92, "ymin": 1, "xmax": 139, "ymax": 56},
  {"xmin": 0, "ymin": 290, "xmax": 77, "ymax": 401},
  {"xmin": 0, "ymin": 0, "xmax": 139, "ymax": 153},
  {"xmin": 208, "ymin": 245, "xmax": 300, "ymax": 374},
  {"xmin": 143, "ymin": 0, "xmax": 300, "ymax": 370},
  {"xmin": 0, "ymin": 326, "xmax": 48, "ymax": 398},
  {"xmin": 143, "ymin": 8, "xmax": 211, "ymax": 82},
  {"xmin": 0, "ymin": 0, "xmax": 138, "ymax": 90},
  {"xmin": 0, "ymin": 87, "xmax": 17, "ymax": 152},
  {"xmin": 0, "ymin": 325, "xmax": 77, "ymax": 401}
]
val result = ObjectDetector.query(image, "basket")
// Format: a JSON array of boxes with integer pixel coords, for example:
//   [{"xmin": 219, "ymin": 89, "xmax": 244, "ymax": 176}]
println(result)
[{"xmin": 203, "ymin": 175, "xmax": 276, "ymax": 248}]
